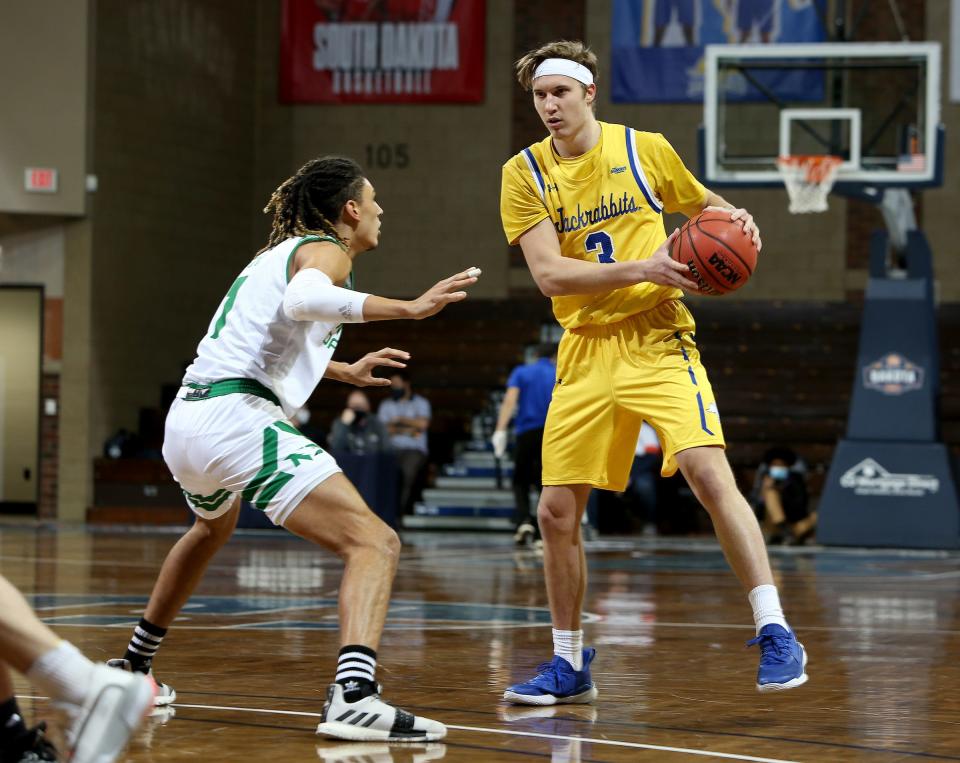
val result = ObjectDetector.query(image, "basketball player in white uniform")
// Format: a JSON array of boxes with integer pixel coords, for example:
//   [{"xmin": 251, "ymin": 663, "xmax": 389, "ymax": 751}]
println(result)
[{"xmin": 108, "ymin": 156, "xmax": 479, "ymax": 742}]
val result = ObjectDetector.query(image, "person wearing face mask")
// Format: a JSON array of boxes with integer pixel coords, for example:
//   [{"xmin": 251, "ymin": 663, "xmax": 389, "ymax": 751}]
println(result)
[
  {"xmin": 291, "ymin": 405, "xmax": 327, "ymax": 447},
  {"xmin": 754, "ymin": 446, "xmax": 816, "ymax": 546},
  {"xmin": 329, "ymin": 390, "xmax": 391, "ymax": 455},
  {"xmin": 377, "ymin": 371, "xmax": 431, "ymax": 515}
]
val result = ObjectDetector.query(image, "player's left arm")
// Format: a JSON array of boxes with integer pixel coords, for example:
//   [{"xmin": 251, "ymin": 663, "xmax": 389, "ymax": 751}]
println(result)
[
  {"xmin": 645, "ymin": 131, "xmax": 761, "ymax": 251},
  {"xmin": 700, "ymin": 190, "xmax": 762, "ymax": 251},
  {"xmin": 324, "ymin": 348, "xmax": 410, "ymax": 387}
]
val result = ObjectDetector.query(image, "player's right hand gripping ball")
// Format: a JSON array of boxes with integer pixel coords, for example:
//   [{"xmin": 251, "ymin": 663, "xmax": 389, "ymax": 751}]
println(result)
[{"xmin": 669, "ymin": 210, "xmax": 758, "ymax": 295}]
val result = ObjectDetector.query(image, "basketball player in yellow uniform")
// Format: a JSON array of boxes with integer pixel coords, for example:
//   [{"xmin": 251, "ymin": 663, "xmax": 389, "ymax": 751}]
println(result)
[{"xmin": 500, "ymin": 40, "xmax": 808, "ymax": 702}]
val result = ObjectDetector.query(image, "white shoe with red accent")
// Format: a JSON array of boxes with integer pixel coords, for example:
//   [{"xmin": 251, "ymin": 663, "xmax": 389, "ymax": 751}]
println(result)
[
  {"xmin": 67, "ymin": 663, "xmax": 156, "ymax": 763},
  {"xmin": 105, "ymin": 659, "xmax": 176, "ymax": 706}
]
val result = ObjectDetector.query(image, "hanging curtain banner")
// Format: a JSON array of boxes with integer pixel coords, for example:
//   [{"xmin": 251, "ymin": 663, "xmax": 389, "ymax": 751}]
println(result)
[
  {"xmin": 280, "ymin": 0, "xmax": 485, "ymax": 104},
  {"xmin": 611, "ymin": 0, "xmax": 825, "ymax": 103}
]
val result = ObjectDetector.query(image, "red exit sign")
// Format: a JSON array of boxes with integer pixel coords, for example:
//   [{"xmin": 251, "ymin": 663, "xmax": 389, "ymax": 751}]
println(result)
[{"xmin": 24, "ymin": 167, "xmax": 58, "ymax": 193}]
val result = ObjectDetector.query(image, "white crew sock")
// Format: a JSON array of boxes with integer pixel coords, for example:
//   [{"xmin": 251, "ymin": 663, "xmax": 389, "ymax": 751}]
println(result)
[
  {"xmin": 26, "ymin": 641, "xmax": 96, "ymax": 706},
  {"xmin": 552, "ymin": 628, "xmax": 583, "ymax": 670},
  {"xmin": 748, "ymin": 584, "xmax": 790, "ymax": 634}
]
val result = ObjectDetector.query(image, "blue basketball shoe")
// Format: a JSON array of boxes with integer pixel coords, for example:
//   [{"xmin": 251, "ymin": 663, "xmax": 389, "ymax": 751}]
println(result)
[
  {"xmin": 747, "ymin": 624, "xmax": 808, "ymax": 692},
  {"xmin": 503, "ymin": 648, "xmax": 598, "ymax": 705}
]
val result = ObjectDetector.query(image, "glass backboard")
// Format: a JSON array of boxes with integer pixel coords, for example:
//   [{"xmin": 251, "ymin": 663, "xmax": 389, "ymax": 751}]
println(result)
[{"xmin": 702, "ymin": 42, "xmax": 942, "ymax": 189}]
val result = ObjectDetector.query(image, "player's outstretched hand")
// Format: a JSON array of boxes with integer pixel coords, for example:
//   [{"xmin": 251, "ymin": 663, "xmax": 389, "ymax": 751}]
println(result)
[
  {"xmin": 343, "ymin": 347, "xmax": 410, "ymax": 387},
  {"xmin": 410, "ymin": 267, "xmax": 481, "ymax": 320},
  {"xmin": 704, "ymin": 205, "xmax": 762, "ymax": 251},
  {"xmin": 641, "ymin": 230, "xmax": 701, "ymax": 292}
]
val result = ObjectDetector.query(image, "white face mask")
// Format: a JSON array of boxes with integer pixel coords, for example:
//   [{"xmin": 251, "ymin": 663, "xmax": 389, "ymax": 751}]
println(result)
[
  {"xmin": 769, "ymin": 465, "xmax": 790, "ymax": 481},
  {"xmin": 295, "ymin": 408, "xmax": 310, "ymax": 426}
]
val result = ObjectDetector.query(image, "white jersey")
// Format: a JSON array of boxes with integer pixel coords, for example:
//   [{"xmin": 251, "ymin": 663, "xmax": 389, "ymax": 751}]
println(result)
[{"xmin": 184, "ymin": 235, "xmax": 347, "ymax": 416}]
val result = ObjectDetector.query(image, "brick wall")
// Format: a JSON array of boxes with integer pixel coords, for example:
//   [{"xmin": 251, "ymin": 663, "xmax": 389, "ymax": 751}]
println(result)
[{"xmin": 38, "ymin": 373, "xmax": 59, "ymax": 519}]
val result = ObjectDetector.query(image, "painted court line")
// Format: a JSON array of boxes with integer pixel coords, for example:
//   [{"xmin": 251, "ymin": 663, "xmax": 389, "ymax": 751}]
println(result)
[{"xmin": 171, "ymin": 701, "xmax": 800, "ymax": 763}]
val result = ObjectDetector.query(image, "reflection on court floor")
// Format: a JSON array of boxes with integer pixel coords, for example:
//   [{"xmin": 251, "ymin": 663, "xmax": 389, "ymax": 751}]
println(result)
[{"xmin": 3, "ymin": 525, "xmax": 960, "ymax": 762}]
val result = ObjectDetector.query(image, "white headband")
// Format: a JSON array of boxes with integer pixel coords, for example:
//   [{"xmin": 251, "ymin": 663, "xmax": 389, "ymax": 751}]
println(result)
[{"xmin": 533, "ymin": 58, "xmax": 594, "ymax": 87}]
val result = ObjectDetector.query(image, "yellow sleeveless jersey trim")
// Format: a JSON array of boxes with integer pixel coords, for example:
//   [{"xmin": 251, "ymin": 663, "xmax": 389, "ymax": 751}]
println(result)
[{"xmin": 502, "ymin": 122, "xmax": 707, "ymax": 329}]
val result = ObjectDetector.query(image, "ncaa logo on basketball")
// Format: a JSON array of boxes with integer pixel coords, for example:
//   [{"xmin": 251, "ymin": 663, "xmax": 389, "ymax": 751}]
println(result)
[{"xmin": 862, "ymin": 353, "xmax": 924, "ymax": 396}]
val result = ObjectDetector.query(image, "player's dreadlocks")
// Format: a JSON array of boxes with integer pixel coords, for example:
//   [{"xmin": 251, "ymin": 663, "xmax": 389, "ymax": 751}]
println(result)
[{"xmin": 260, "ymin": 156, "xmax": 366, "ymax": 253}]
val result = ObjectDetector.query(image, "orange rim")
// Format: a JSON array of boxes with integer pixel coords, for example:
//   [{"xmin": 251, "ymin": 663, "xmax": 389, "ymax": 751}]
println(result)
[{"xmin": 777, "ymin": 155, "xmax": 843, "ymax": 184}]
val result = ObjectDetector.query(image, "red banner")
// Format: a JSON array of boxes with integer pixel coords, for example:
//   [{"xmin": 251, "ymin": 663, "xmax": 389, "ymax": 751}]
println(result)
[{"xmin": 280, "ymin": 0, "xmax": 485, "ymax": 104}]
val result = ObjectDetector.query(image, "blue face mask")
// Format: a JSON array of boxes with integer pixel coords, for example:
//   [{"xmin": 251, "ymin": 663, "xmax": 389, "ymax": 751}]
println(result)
[{"xmin": 769, "ymin": 465, "xmax": 790, "ymax": 481}]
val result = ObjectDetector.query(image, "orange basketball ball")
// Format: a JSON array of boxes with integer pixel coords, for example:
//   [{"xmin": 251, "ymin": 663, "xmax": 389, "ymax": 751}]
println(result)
[{"xmin": 669, "ymin": 210, "xmax": 758, "ymax": 295}]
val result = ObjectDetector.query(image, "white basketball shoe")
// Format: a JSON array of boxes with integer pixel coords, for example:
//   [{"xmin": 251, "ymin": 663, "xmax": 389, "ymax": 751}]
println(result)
[
  {"xmin": 66, "ymin": 663, "xmax": 156, "ymax": 763},
  {"xmin": 106, "ymin": 658, "xmax": 177, "ymax": 706},
  {"xmin": 316, "ymin": 683, "xmax": 446, "ymax": 742}
]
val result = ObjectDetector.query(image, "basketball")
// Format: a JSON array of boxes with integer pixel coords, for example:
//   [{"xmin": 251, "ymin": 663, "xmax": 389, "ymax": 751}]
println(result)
[{"xmin": 669, "ymin": 210, "xmax": 758, "ymax": 295}]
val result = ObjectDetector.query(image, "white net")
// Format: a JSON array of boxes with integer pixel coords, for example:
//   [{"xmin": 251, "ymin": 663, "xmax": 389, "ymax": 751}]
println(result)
[{"xmin": 776, "ymin": 155, "xmax": 843, "ymax": 214}]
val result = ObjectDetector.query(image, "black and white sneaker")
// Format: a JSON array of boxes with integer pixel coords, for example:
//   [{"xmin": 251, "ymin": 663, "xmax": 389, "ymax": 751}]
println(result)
[
  {"xmin": 66, "ymin": 663, "xmax": 155, "ymax": 763},
  {"xmin": 316, "ymin": 683, "xmax": 446, "ymax": 742},
  {"xmin": 0, "ymin": 721, "xmax": 59, "ymax": 763},
  {"xmin": 513, "ymin": 522, "xmax": 535, "ymax": 546},
  {"xmin": 106, "ymin": 658, "xmax": 177, "ymax": 707}
]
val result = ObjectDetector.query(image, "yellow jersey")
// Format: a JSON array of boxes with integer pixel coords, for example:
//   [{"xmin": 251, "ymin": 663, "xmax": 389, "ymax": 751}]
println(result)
[{"xmin": 500, "ymin": 121, "xmax": 707, "ymax": 329}]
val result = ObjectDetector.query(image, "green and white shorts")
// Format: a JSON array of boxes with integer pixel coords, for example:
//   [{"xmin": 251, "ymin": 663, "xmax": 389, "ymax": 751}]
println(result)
[{"xmin": 163, "ymin": 384, "xmax": 340, "ymax": 526}]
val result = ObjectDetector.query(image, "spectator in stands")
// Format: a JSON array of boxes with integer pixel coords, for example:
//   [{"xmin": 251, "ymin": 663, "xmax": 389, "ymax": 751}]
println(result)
[
  {"xmin": 292, "ymin": 405, "xmax": 327, "ymax": 446},
  {"xmin": 622, "ymin": 422, "xmax": 662, "ymax": 536},
  {"xmin": 492, "ymin": 343, "xmax": 558, "ymax": 546},
  {"xmin": 752, "ymin": 446, "xmax": 817, "ymax": 545},
  {"xmin": 329, "ymin": 390, "xmax": 391, "ymax": 455},
  {"xmin": 378, "ymin": 371, "xmax": 431, "ymax": 514},
  {"xmin": 102, "ymin": 428, "xmax": 142, "ymax": 459}
]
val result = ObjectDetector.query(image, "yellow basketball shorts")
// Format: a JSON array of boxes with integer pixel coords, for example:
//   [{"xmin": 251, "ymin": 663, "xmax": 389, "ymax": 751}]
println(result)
[{"xmin": 542, "ymin": 299, "xmax": 725, "ymax": 491}]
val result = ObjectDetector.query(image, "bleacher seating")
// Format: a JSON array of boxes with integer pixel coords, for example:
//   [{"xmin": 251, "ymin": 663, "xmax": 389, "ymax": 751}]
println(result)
[{"xmin": 91, "ymin": 299, "xmax": 960, "ymax": 522}]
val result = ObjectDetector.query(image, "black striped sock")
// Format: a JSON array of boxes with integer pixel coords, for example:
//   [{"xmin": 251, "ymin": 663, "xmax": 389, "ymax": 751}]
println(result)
[
  {"xmin": 335, "ymin": 645, "xmax": 377, "ymax": 702},
  {"xmin": 124, "ymin": 617, "xmax": 167, "ymax": 673}
]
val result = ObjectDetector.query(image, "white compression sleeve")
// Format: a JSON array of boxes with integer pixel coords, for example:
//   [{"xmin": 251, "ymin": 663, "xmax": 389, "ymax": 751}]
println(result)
[{"xmin": 283, "ymin": 268, "xmax": 370, "ymax": 323}]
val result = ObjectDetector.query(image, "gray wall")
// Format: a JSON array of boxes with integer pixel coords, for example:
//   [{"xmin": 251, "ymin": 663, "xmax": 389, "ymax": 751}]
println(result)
[
  {"xmin": 8, "ymin": 0, "xmax": 953, "ymax": 519},
  {"xmin": 252, "ymin": 1, "xmax": 515, "ymax": 299},
  {"xmin": 926, "ymin": 1, "xmax": 960, "ymax": 302},
  {"xmin": 85, "ymin": 0, "xmax": 260, "ymax": 459},
  {"xmin": 0, "ymin": 1, "xmax": 88, "ymax": 215}
]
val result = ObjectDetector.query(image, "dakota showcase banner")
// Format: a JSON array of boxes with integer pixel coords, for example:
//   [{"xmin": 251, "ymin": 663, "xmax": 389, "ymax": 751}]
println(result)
[
  {"xmin": 280, "ymin": 0, "xmax": 484, "ymax": 103},
  {"xmin": 611, "ymin": 0, "xmax": 825, "ymax": 103}
]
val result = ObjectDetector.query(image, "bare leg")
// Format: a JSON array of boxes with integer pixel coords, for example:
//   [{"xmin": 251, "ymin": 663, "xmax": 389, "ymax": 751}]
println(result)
[
  {"xmin": 676, "ymin": 447, "xmax": 774, "ymax": 590},
  {"xmin": 0, "ymin": 575, "xmax": 62, "ymax": 673},
  {"xmin": 283, "ymin": 473, "xmax": 400, "ymax": 650},
  {"xmin": 142, "ymin": 505, "xmax": 239, "ymax": 628},
  {"xmin": 0, "ymin": 663, "xmax": 14, "ymax": 701},
  {"xmin": 791, "ymin": 512, "xmax": 818, "ymax": 539},
  {"xmin": 763, "ymin": 484, "xmax": 787, "ymax": 527},
  {"xmin": 537, "ymin": 485, "xmax": 592, "ymax": 630}
]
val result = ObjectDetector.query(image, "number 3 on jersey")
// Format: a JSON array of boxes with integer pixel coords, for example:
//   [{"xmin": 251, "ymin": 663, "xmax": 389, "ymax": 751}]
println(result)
[{"xmin": 585, "ymin": 231, "xmax": 615, "ymax": 263}]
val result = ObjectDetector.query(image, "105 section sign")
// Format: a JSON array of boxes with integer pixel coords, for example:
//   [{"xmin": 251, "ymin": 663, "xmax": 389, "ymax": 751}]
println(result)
[{"xmin": 281, "ymin": 0, "xmax": 485, "ymax": 103}]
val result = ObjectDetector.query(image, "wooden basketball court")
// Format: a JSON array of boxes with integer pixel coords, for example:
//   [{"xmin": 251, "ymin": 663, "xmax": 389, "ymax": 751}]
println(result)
[{"xmin": 4, "ymin": 522, "xmax": 959, "ymax": 762}]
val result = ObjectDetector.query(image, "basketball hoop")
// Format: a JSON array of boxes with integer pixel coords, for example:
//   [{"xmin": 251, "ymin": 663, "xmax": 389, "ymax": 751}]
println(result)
[{"xmin": 776, "ymin": 155, "xmax": 843, "ymax": 214}]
